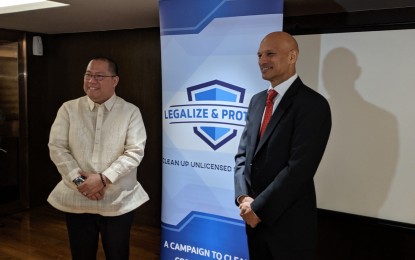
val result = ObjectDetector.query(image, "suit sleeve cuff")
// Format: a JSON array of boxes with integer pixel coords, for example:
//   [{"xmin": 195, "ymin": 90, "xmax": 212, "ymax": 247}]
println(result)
[{"xmin": 237, "ymin": 195, "xmax": 248, "ymax": 205}]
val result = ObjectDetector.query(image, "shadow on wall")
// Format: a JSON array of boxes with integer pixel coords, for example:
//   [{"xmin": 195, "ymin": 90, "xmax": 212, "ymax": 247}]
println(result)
[{"xmin": 317, "ymin": 47, "xmax": 398, "ymax": 217}]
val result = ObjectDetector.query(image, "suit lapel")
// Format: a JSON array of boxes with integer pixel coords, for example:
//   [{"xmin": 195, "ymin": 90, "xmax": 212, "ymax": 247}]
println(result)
[
  {"xmin": 255, "ymin": 78, "xmax": 302, "ymax": 153},
  {"xmin": 249, "ymin": 90, "xmax": 267, "ymax": 146}
]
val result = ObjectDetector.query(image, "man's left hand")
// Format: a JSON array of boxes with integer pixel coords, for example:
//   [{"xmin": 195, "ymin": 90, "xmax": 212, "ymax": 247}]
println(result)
[{"xmin": 239, "ymin": 201, "xmax": 261, "ymax": 228}]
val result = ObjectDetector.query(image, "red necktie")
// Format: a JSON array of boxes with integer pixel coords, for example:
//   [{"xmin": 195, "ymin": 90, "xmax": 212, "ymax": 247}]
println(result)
[{"xmin": 260, "ymin": 89, "xmax": 278, "ymax": 138}]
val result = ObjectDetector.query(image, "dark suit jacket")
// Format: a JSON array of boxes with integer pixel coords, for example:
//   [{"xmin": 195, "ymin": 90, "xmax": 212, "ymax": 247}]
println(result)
[{"xmin": 234, "ymin": 77, "xmax": 331, "ymax": 250}]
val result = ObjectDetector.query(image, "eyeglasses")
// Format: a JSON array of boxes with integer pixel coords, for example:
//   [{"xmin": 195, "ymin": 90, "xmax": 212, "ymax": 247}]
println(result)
[{"xmin": 84, "ymin": 73, "xmax": 116, "ymax": 81}]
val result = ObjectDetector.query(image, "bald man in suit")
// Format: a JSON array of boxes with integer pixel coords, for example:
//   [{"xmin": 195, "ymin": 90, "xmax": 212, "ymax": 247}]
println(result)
[{"xmin": 234, "ymin": 32, "xmax": 332, "ymax": 259}]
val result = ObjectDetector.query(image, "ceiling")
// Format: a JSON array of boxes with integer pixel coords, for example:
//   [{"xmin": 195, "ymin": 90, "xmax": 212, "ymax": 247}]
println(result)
[{"xmin": 0, "ymin": 0, "xmax": 414, "ymax": 34}]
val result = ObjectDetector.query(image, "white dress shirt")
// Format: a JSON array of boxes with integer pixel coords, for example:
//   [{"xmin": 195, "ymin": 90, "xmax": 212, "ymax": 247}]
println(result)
[
  {"xmin": 268, "ymin": 74, "xmax": 298, "ymax": 113},
  {"xmin": 47, "ymin": 94, "xmax": 149, "ymax": 216},
  {"xmin": 260, "ymin": 74, "xmax": 298, "ymax": 127}
]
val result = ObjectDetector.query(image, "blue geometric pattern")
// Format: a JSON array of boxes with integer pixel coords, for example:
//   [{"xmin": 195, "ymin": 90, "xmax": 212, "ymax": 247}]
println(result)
[
  {"xmin": 200, "ymin": 126, "xmax": 230, "ymax": 141},
  {"xmin": 195, "ymin": 88, "xmax": 237, "ymax": 102},
  {"xmin": 159, "ymin": 0, "xmax": 283, "ymax": 35},
  {"xmin": 161, "ymin": 211, "xmax": 248, "ymax": 259},
  {"xmin": 187, "ymin": 79, "xmax": 245, "ymax": 103}
]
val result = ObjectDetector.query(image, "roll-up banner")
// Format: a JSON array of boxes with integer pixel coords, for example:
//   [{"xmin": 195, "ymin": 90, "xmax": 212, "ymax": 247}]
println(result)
[{"xmin": 159, "ymin": 1, "xmax": 283, "ymax": 259}]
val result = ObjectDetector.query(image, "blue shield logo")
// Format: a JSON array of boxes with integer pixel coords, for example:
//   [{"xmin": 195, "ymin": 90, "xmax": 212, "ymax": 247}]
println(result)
[{"xmin": 186, "ymin": 80, "xmax": 246, "ymax": 150}]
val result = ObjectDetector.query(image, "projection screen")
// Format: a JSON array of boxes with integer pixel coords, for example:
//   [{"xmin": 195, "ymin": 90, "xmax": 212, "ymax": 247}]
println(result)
[{"xmin": 295, "ymin": 29, "xmax": 415, "ymax": 225}]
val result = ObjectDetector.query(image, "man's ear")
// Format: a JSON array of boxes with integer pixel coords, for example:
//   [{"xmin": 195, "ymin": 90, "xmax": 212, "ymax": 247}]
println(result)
[
  {"xmin": 289, "ymin": 49, "xmax": 298, "ymax": 64},
  {"xmin": 112, "ymin": 76, "xmax": 120, "ymax": 87}
]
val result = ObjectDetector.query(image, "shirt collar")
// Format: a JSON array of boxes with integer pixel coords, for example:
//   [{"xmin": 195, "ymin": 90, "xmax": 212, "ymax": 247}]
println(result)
[
  {"xmin": 268, "ymin": 74, "xmax": 298, "ymax": 96},
  {"xmin": 87, "ymin": 94, "xmax": 117, "ymax": 111}
]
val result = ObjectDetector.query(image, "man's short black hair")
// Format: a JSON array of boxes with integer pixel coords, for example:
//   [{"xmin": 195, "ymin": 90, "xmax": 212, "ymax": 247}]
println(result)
[{"xmin": 91, "ymin": 56, "xmax": 118, "ymax": 76}]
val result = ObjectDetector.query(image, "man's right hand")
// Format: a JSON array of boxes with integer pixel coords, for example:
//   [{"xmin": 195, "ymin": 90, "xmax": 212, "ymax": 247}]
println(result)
[{"xmin": 77, "ymin": 171, "xmax": 107, "ymax": 200}]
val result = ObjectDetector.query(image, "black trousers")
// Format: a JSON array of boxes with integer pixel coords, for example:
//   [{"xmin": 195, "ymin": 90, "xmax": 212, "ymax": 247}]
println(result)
[
  {"xmin": 247, "ymin": 225, "xmax": 315, "ymax": 260},
  {"xmin": 66, "ymin": 210, "xmax": 135, "ymax": 260}
]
